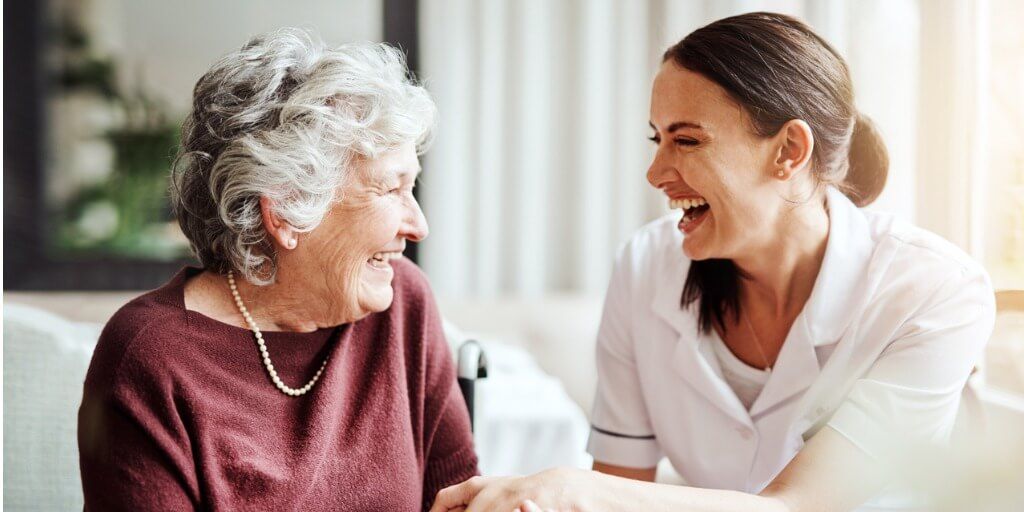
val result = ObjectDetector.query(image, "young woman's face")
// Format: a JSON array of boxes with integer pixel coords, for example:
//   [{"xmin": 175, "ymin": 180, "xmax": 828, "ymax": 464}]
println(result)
[{"xmin": 647, "ymin": 62, "xmax": 785, "ymax": 261}]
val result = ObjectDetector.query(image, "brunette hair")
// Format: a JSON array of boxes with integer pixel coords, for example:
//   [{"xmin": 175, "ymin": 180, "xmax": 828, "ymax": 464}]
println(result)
[{"xmin": 664, "ymin": 12, "xmax": 889, "ymax": 333}]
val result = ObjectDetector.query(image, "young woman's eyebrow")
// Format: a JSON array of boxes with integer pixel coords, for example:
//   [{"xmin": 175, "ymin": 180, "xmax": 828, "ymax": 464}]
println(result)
[{"xmin": 649, "ymin": 120, "xmax": 704, "ymax": 133}]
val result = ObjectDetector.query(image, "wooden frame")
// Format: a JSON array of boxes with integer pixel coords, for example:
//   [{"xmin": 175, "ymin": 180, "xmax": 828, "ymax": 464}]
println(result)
[
  {"xmin": 4, "ymin": 0, "xmax": 421, "ymax": 290},
  {"xmin": 996, "ymin": 290, "xmax": 1024, "ymax": 312}
]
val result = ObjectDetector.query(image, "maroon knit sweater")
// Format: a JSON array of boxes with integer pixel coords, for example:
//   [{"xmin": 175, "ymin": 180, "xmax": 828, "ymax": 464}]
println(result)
[{"xmin": 78, "ymin": 259, "xmax": 478, "ymax": 511}]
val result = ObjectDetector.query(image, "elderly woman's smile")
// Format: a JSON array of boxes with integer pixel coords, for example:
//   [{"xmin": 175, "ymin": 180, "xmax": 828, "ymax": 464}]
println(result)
[{"xmin": 368, "ymin": 250, "xmax": 403, "ymax": 269}]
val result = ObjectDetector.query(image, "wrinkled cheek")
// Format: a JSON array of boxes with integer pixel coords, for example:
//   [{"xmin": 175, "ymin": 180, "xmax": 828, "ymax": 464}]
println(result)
[{"xmin": 318, "ymin": 251, "xmax": 365, "ymax": 311}]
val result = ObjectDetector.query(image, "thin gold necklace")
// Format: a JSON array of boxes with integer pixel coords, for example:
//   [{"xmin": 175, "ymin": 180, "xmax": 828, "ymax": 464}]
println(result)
[{"xmin": 741, "ymin": 310, "xmax": 773, "ymax": 373}]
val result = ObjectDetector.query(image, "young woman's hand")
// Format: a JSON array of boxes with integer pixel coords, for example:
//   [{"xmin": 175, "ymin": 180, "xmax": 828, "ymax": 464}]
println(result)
[{"xmin": 429, "ymin": 467, "xmax": 602, "ymax": 512}]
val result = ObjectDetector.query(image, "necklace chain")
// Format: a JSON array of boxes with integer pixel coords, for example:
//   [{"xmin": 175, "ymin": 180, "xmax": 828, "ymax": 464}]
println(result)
[
  {"xmin": 741, "ymin": 310, "xmax": 774, "ymax": 373},
  {"xmin": 227, "ymin": 270, "xmax": 329, "ymax": 397}
]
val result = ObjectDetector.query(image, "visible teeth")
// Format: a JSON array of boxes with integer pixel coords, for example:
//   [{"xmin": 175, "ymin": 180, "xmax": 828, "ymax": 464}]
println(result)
[
  {"xmin": 669, "ymin": 197, "xmax": 707, "ymax": 210},
  {"xmin": 370, "ymin": 251, "xmax": 402, "ymax": 263}
]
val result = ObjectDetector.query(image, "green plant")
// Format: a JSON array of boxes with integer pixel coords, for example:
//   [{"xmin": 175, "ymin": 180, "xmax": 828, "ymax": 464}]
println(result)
[{"xmin": 50, "ymin": 4, "xmax": 187, "ymax": 259}]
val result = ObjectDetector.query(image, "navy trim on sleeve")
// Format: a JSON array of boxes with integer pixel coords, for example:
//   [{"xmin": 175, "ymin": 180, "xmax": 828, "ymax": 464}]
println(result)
[{"xmin": 591, "ymin": 425, "xmax": 656, "ymax": 440}]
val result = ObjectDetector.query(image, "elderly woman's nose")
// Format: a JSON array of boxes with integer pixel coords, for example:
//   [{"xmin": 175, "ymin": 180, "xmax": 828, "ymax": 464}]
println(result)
[{"xmin": 402, "ymin": 200, "xmax": 429, "ymax": 242}]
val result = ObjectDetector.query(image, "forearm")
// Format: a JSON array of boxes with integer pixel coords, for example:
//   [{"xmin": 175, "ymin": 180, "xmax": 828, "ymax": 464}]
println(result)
[{"xmin": 593, "ymin": 471, "xmax": 790, "ymax": 512}]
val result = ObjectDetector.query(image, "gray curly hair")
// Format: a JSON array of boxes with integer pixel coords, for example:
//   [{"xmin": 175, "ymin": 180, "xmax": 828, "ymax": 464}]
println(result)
[{"xmin": 170, "ymin": 28, "xmax": 436, "ymax": 285}]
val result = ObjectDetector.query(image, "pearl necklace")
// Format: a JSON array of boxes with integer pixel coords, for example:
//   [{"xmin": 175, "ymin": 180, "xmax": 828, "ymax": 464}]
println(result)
[{"xmin": 227, "ymin": 271, "xmax": 329, "ymax": 396}]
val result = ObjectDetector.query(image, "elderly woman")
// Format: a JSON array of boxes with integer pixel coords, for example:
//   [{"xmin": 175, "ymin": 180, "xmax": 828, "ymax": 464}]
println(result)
[{"xmin": 77, "ymin": 29, "xmax": 477, "ymax": 511}]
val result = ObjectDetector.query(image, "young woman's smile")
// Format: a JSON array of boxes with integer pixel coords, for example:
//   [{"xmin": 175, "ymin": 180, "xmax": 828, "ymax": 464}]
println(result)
[{"xmin": 666, "ymin": 194, "xmax": 711, "ymax": 234}]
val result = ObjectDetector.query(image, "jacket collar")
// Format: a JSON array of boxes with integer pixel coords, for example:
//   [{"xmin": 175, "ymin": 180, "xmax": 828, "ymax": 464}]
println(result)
[{"xmin": 801, "ymin": 187, "xmax": 875, "ymax": 346}]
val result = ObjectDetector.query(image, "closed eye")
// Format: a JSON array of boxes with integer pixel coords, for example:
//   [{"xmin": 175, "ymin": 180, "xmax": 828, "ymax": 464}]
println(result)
[
  {"xmin": 648, "ymin": 135, "xmax": 699, "ymax": 147},
  {"xmin": 391, "ymin": 183, "xmax": 416, "ymax": 195}
]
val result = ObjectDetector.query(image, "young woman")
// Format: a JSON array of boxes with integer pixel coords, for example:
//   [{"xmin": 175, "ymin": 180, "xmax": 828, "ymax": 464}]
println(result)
[{"xmin": 431, "ymin": 12, "xmax": 993, "ymax": 512}]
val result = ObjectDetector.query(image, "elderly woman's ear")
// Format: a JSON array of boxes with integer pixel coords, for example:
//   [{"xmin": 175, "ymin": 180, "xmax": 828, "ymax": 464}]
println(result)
[{"xmin": 259, "ymin": 196, "xmax": 299, "ymax": 250}]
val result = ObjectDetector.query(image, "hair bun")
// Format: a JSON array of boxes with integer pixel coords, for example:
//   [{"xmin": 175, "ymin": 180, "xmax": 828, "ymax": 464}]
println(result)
[{"xmin": 843, "ymin": 112, "xmax": 889, "ymax": 207}]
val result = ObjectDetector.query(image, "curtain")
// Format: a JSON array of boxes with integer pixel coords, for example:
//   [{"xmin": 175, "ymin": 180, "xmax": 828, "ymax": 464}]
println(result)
[{"xmin": 417, "ymin": 0, "xmax": 926, "ymax": 298}]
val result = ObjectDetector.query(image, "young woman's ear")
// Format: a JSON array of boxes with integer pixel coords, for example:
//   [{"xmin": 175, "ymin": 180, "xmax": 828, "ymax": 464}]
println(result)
[
  {"xmin": 259, "ymin": 196, "xmax": 298, "ymax": 250},
  {"xmin": 772, "ymin": 119, "xmax": 815, "ymax": 180}
]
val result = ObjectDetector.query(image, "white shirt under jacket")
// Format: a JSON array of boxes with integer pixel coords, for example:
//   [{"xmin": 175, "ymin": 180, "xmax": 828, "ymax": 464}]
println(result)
[{"xmin": 586, "ymin": 187, "xmax": 995, "ymax": 507}]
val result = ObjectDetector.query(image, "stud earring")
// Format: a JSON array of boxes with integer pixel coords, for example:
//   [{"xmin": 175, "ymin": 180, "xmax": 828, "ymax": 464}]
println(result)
[
  {"xmin": 287, "ymin": 239, "xmax": 297, "ymax": 249},
  {"xmin": 777, "ymin": 170, "xmax": 785, "ymax": 178}
]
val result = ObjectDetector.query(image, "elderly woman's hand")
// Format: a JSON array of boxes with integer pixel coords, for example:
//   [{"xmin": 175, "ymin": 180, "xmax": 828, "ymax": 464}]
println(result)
[{"xmin": 430, "ymin": 467, "xmax": 604, "ymax": 512}]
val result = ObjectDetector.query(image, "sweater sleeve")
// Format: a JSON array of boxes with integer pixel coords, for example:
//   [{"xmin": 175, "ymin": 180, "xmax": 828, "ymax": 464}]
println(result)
[
  {"xmin": 398, "ymin": 262, "xmax": 479, "ymax": 511},
  {"xmin": 419, "ymin": 371, "xmax": 479, "ymax": 511},
  {"xmin": 78, "ymin": 318, "xmax": 200, "ymax": 511}
]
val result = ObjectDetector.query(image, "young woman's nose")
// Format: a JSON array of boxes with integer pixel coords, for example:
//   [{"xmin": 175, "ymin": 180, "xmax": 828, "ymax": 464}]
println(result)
[{"xmin": 647, "ymin": 152, "xmax": 680, "ymax": 190}]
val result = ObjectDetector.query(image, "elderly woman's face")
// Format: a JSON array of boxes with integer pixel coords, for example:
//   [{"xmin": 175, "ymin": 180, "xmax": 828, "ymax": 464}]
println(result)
[
  {"xmin": 301, "ymin": 143, "xmax": 427, "ymax": 320},
  {"xmin": 646, "ymin": 62, "xmax": 782, "ymax": 261}
]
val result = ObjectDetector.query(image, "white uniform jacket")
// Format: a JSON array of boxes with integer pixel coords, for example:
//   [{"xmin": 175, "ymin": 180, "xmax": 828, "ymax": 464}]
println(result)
[{"xmin": 586, "ymin": 187, "xmax": 995, "ymax": 505}]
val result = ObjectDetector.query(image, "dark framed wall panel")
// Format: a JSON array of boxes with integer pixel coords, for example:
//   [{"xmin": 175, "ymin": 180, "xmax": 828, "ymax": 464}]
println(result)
[
  {"xmin": 4, "ymin": 0, "xmax": 420, "ymax": 291},
  {"xmin": 385, "ymin": 0, "xmax": 422, "ymax": 265}
]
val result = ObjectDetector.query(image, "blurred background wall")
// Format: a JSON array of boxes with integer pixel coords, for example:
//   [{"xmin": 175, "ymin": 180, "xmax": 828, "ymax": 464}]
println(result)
[
  {"xmin": 417, "ymin": 0, "xmax": 1023, "ymax": 299},
  {"xmin": 4, "ymin": 0, "xmax": 1021, "ymax": 294}
]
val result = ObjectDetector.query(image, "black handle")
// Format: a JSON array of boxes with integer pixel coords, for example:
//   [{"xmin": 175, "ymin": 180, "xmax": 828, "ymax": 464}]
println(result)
[{"xmin": 458, "ymin": 377, "xmax": 476, "ymax": 431}]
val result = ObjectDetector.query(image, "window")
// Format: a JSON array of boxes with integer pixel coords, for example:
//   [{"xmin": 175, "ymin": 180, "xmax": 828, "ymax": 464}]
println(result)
[{"xmin": 982, "ymin": 0, "xmax": 1024, "ymax": 291}]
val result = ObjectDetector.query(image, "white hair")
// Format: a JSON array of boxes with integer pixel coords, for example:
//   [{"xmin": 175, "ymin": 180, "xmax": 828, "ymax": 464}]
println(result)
[{"xmin": 170, "ymin": 28, "xmax": 436, "ymax": 284}]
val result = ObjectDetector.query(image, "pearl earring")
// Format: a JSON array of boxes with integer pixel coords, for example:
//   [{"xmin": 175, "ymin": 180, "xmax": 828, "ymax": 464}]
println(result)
[
  {"xmin": 777, "ymin": 170, "xmax": 785, "ymax": 178},
  {"xmin": 287, "ymin": 239, "xmax": 297, "ymax": 249}
]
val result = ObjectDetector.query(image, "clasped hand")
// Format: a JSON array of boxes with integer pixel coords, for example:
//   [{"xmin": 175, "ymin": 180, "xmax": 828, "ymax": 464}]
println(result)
[{"xmin": 430, "ymin": 467, "xmax": 602, "ymax": 512}]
